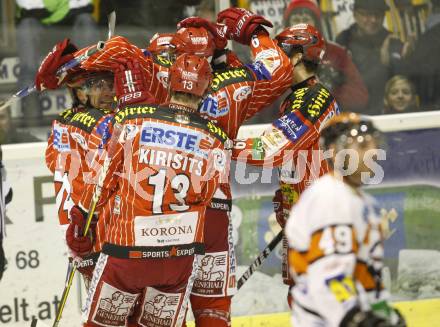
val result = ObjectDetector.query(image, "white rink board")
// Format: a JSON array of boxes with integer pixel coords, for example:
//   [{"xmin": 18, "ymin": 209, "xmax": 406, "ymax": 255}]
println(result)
[
  {"xmin": 0, "ymin": 143, "xmax": 83, "ymax": 326},
  {"xmin": 1, "ymin": 111, "xmax": 440, "ymax": 326}
]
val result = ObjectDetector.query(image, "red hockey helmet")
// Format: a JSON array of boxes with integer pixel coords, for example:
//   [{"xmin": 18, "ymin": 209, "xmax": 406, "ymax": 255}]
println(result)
[
  {"xmin": 275, "ymin": 23, "xmax": 326, "ymax": 63},
  {"xmin": 147, "ymin": 32, "xmax": 175, "ymax": 55},
  {"xmin": 170, "ymin": 27, "xmax": 215, "ymax": 58},
  {"xmin": 169, "ymin": 54, "xmax": 212, "ymax": 97}
]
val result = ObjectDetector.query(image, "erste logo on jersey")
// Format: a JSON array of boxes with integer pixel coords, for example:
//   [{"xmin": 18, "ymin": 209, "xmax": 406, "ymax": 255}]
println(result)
[
  {"xmin": 200, "ymin": 91, "xmax": 230, "ymax": 118},
  {"xmin": 140, "ymin": 121, "xmax": 211, "ymax": 158},
  {"xmin": 53, "ymin": 124, "xmax": 70, "ymax": 152}
]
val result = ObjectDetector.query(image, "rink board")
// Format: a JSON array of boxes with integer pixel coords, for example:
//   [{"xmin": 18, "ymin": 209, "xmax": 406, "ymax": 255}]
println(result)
[
  {"xmin": 1, "ymin": 113, "xmax": 440, "ymax": 326},
  {"xmin": 187, "ymin": 299, "xmax": 440, "ymax": 327}
]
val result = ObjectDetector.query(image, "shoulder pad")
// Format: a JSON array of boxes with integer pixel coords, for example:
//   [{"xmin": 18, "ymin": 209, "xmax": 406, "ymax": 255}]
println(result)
[
  {"xmin": 113, "ymin": 105, "xmax": 161, "ymax": 124},
  {"xmin": 210, "ymin": 66, "xmax": 255, "ymax": 92},
  {"xmin": 152, "ymin": 54, "xmax": 173, "ymax": 68},
  {"xmin": 287, "ymin": 83, "xmax": 334, "ymax": 123},
  {"xmin": 69, "ymin": 108, "xmax": 111, "ymax": 133},
  {"xmin": 56, "ymin": 108, "xmax": 75, "ymax": 124}
]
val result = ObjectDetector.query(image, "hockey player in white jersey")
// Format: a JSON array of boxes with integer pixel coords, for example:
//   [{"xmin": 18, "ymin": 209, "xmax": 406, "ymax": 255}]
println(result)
[{"xmin": 285, "ymin": 113, "xmax": 406, "ymax": 327}]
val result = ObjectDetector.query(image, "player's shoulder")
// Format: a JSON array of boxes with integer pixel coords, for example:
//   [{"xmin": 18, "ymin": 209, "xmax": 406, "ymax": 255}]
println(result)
[
  {"xmin": 69, "ymin": 107, "xmax": 113, "ymax": 133},
  {"xmin": 297, "ymin": 175, "xmax": 354, "ymax": 226},
  {"xmin": 55, "ymin": 107, "xmax": 76, "ymax": 124}
]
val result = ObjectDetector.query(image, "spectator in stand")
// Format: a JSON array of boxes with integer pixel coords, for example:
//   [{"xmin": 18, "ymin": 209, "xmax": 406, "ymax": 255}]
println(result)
[
  {"xmin": 383, "ymin": 75, "xmax": 419, "ymax": 114},
  {"xmin": 0, "ymin": 103, "xmax": 41, "ymax": 144},
  {"xmin": 15, "ymin": 0, "xmax": 100, "ymax": 127},
  {"xmin": 403, "ymin": 0, "xmax": 440, "ymax": 110},
  {"xmin": 283, "ymin": 0, "xmax": 369, "ymax": 113},
  {"xmin": 196, "ymin": 0, "xmax": 216, "ymax": 22},
  {"xmin": 336, "ymin": 0, "xmax": 410, "ymax": 115}
]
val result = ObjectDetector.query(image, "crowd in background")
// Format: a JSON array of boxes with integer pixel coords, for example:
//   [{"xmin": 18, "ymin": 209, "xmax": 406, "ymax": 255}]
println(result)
[{"xmin": 0, "ymin": 0, "xmax": 439, "ymax": 144}]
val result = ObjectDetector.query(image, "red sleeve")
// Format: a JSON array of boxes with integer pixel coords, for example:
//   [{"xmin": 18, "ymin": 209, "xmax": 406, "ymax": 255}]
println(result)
[
  {"xmin": 233, "ymin": 85, "xmax": 339, "ymax": 167},
  {"xmin": 244, "ymin": 32, "xmax": 293, "ymax": 119},
  {"xmin": 45, "ymin": 128, "xmax": 56, "ymax": 174},
  {"xmin": 80, "ymin": 117, "xmax": 122, "ymax": 213}
]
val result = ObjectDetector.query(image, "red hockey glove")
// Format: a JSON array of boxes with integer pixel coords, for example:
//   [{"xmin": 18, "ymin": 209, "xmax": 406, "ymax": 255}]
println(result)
[
  {"xmin": 272, "ymin": 189, "xmax": 287, "ymax": 228},
  {"xmin": 178, "ymin": 17, "xmax": 228, "ymax": 49},
  {"xmin": 66, "ymin": 206, "xmax": 93, "ymax": 257},
  {"xmin": 35, "ymin": 39, "xmax": 78, "ymax": 91},
  {"xmin": 112, "ymin": 58, "xmax": 155, "ymax": 107},
  {"xmin": 217, "ymin": 8, "xmax": 273, "ymax": 45}
]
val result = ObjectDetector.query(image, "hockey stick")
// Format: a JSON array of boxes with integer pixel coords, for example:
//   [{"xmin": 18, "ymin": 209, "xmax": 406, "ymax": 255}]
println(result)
[
  {"xmin": 0, "ymin": 40, "xmax": 105, "ymax": 112},
  {"xmin": 237, "ymin": 230, "xmax": 283, "ymax": 290},
  {"xmin": 108, "ymin": 11, "xmax": 116, "ymax": 40},
  {"xmin": 52, "ymin": 123, "xmax": 123, "ymax": 327}
]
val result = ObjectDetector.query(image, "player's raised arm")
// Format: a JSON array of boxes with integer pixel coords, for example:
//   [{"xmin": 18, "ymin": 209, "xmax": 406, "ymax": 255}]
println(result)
[{"xmin": 232, "ymin": 24, "xmax": 340, "ymax": 167}]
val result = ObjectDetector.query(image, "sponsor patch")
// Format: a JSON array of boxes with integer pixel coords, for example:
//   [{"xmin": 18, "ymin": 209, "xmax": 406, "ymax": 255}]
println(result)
[
  {"xmin": 53, "ymin": 124, "xmax": 70, "ymax": 152},
  {"xmin": 139, "ymin": 121, "xmax": 209, "ymax": 158},
  {"xmin": 273, "ymin": 112, "xmax": 309, "ymax": 142},
  {"xmin": 254, "ymin": 49, "xmax": 281, "ymax": 75},
  {"xmin": 210, "ymin": 67, "xmax": 254, "ymax": 92},
  {"xmin": 246, "ymin": 61, "xmax": 271, "ymax": 80},
  {"xmin": 192, "ymin": 252, "xmax": 228, "ymax": 296},
  {"xmin": 69, "ymin": 108, "xmax": 109, "ymax": 134},
  {"xmin": 200, "ymin": 91, "xmax": 230, "ymax": 118},
  {"xmin": 134, "ymin": 211, "xmax": 199, "ymax": 247},
  {"xmin": 233, "ymin": 86, "xmax": 252, "ymax": 101},
  {"xmin": 91, "ymin": 282, "xmax": 138, "ymax": 326},
  {"xmin": 138, "ymin": 287, "xmax": 183, "ymax": 327}
]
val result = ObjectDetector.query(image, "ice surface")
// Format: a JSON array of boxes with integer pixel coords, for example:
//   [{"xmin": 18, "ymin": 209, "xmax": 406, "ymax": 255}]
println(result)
[
  {"xmin": 394, "ymin": 249, "xmax": 440, "ymax": 300},
  {"xmin": 186, "ymin": 265, "xmax": 290, "ymax": 321}
]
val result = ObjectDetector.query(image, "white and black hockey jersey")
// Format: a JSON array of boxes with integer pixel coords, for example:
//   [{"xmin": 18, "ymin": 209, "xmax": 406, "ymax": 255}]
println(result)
[{"xmin": 285, "ymin": 174, "xmax": 388, "ymax": 327}]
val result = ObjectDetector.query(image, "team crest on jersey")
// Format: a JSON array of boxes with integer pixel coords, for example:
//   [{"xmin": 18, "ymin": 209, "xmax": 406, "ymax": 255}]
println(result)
[
  {"xmin": 70, "ymin": 132, "xmax": 88, "ymax": 150},
  {"xmin": 212, "ymin": 148, "xmax": 227, "ymax": 172},
  {"xmin": 91, "ymin": 282, "xmax": 138, "ymax": 326},
  {"xmin": 233, "ymin": 86, "xmax": 252, "ymax": 102},
  {"xmin": 122, "ymin": 124, "xmax": 139, "ymax": 142},
  {"xmin": 53, "ymin": 124, "xmax": 70, "ymax": 152},
  {"xmin": 139, "ymin": 121, "xmax": 210, "ymax": 158},
  {"xmin": 138, "ymin": 288, "xmax": 182, "ymax": 327},
  {"xmin": 200, "ymin": 91, "xmax": 229, "ymax": 118}
]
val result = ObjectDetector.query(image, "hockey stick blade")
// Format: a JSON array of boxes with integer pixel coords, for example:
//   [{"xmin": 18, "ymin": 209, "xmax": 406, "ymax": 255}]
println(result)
[
  {"xmin": 0, "ymin": 41, "xmax": 105, "ymax": 112},
  {"xmin": 237, "ymin": 230, "xmax": 283, "ymax": 290}
]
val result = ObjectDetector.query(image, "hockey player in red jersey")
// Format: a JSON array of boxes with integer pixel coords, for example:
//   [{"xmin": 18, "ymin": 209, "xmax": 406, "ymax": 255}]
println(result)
[
  {"xmin": 285, "ymin": 113, "xmax": 406, "ymax": 327},
  {"xmin": 69, "ymin": 54, "xmax": 230, "ymax": 327},
  {"xmin": 232, "ymin": 23, "xmax": 340, "ymax": 306},
  {"xmin": 39, "ymin": 39, "xmax": 117, "ymax": 287},
  {"xmin": 176, "ymin": 8, "xmax": 294, "ymax": 326}
]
